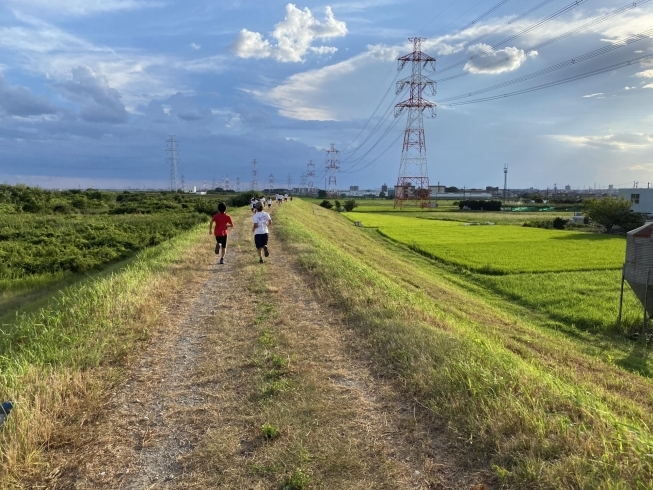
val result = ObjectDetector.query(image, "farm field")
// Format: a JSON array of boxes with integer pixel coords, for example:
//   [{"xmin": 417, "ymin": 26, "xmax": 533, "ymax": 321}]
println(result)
[
  {"xmin": 410, "ymin": 209, "xmax": 575, "ymax": 225},
  {"xmin": 345, "ymin": 211, "xmax": 624, "ymax": 274},
  {"xmin": 276, "ymin": 200, "xmax": 653, "ymax": 488}
]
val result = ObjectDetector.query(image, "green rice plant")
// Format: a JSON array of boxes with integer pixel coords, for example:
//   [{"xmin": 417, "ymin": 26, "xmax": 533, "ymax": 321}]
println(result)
[{"xmin": 344, "ymin": 212, "xmax": 624, "ymax": 274}]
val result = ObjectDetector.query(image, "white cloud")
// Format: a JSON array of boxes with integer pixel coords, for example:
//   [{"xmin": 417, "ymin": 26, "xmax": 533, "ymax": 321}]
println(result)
[
  {"xmin": 0, "ymin": 14, "xmax": 228, "ymax": 111},
  {"xmin": 582, "ymin": 93, "xmax": 603, "ymax": 98},
  {"xmin": 551, "ymin": 133, "xmax": 653, "ymax": 151},
  {"xmin": 463, "ymin": 43, "xmax": 537, "ymax": 75},
  {"xmin": 309, "ymin": 46, "xmax": 338, "ymax": 55},
  {"xmin": 4, "ymin": 0, "xmax": 163, "ymax": 16},
  {"xmin": 190, "ymin": 43, "xmax": 201, "ymax": 50},
  {"xmin": 231, "ymin": 3, "xmax": 347, "ymax": 62},
  {"xmin": 635, "ymin": 69, "xmax": 653, "ymax": 79},
  {"xmin": 247, "ymin": 43, "xmax": 399, "ymax": 120},
  {"xmin": 624, "ymin": 86, "xmax": 636, "ymax": 90}
]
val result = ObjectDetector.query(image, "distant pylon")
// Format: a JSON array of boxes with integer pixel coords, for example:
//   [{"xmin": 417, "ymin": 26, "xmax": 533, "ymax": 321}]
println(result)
[
  {"xmin": 251, "ymin": 159, "xmax": 258, "ymax": 191},
  {"xmin": 306, "ymin": 160, "xmax": 315, "ymax": 194},
  {"xmin": 268, "ymin": 173, "xmax": 274, "ymax": 190},
  {"xmin": 394, "ymin": 38, "xmax": 436, "ymax": 209},
  {"xmin": 299, "ymin": 172, "xmax": 307, "ymax": 196},
  {"xmin": 326, "ymin": 143, "xmax": 340, "ymax": 198},
  {"xmin": 180, "ymin": 174, "xmax": 186, "ymax": 192},
  {"xmin": 212, "ymin": 178, "xmax": 217, "ymax": 190},
  {"xmin": 503, "ymin": 165, "xmax": 508, "ymax": 200},
  {"xmin": 236, "ymin": 177, "xmax": 240, "ymax": 192},
  {"xmin": 166, "ymin": 135, "xmax": 179, "ymax": 191},
  {"xmin": 225, "ymin": 175, "xmax": 230, "ymax": 191},
  {"xmin": 287, "ymin": 173, "xmax": 293, "ymax": 191},
  {"xmin": 203, "ymin": 180, "xmax": 207, "ymax": 191}
]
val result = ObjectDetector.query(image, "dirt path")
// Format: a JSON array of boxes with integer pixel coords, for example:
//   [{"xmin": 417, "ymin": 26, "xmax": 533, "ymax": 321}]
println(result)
[{"xmin": 46, "ymin": 207, "xmax": 490, "ymax": 489}]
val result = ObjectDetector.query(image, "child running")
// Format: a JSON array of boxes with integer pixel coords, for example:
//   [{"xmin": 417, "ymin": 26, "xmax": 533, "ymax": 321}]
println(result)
[
  {"xmin": 209, "ymin": 202, "xmax": 234, "ymax": 265},
  {"xmin": 251, "ymin": 202, "xmax": 271, "ymax": 264}
]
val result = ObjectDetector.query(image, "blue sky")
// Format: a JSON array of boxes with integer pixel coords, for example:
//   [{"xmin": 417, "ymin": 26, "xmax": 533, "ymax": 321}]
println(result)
[{"xmin": 0, "ymin": 0, "xmax": 652, "ymax": 191}]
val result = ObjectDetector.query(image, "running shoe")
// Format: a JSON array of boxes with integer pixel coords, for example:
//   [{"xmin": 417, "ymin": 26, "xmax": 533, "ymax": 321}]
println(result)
[
  {"xmin": 219, "ymin": 258, "xmax": 224, "ymax": 265},
  {"xmin": 264, "ymin": 245, "xmax": 269, "ymax": 257},
  {"xmin": 259, "ymin": 257, "xmax": 264, "ymax": 264}
]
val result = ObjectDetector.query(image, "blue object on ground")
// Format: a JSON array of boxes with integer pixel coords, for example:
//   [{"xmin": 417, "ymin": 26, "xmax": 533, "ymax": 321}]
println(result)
[{"xmin": 0, "ymin": 401, "xmax": 13, "ymax": 427}]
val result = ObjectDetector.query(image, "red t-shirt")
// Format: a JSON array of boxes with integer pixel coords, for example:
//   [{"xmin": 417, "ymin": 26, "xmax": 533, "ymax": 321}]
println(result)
[{"xmin": 211, "ymin": 213, "xmax": 233, "ymax": 236}]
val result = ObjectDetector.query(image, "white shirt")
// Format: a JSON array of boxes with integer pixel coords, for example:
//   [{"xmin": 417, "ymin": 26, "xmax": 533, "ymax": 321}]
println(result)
[
  {"xmin": 267, "ymin": 199, "xmax": 272, "ymax": 205},
  {"xmin": 252, "ymin": 211, "xmax": 271, "ymax": 234}
]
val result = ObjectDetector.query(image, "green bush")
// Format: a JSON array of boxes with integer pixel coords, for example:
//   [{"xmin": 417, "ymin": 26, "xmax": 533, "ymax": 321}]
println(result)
[
  {"xmin": 552, "ymin": 217, "xmax": 569, "ymax": 230},
  {"xmin": 459, "ymin": 200, "xmax": 502, "ymax": 211},
  {"xmin": 319, "ymin": 200, "xmax": 333, "ymax": 209}
]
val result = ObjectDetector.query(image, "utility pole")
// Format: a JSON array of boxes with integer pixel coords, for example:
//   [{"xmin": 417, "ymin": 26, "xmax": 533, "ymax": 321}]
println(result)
[
  {"xmin": 166, "ymin": 135, "xmax": 179, "ymax": 192},
  {"xmin": 251, "ymin": 159, "xmax": 258, "ymax": 191},
  {"xmin": 326, "ymin": 143, "xmax": 340, "ymax": 198},
  {"xmin": 394, "ymin": 37, "xmax": 436, "ymax": 209},
  {"xmin": 503, "ymin": 164, "xmax": 508, "ymax": 201},
  {"xmin": 306, "ymin": 160, "xmax": 315, "ymax": 194}
]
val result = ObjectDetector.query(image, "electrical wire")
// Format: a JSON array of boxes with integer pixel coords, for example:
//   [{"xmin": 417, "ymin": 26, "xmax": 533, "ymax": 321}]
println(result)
[
  {"xmin": 437, "ymin": 28, "xmax": 653, "ymax": 103},
  {"xmin": 437, "ymin": 0, "xmax": 591, "ymax": 75},
  {"xmin": 457, "ymin": 0, "xmax": 557, "ymax": 50},
  {"xmin": 436, "ymin": 0, "xmax": 652, "ymax": 82},
  {"xmin": 440, "ymin": 51, "xmax": 653, "ymax": 106}
]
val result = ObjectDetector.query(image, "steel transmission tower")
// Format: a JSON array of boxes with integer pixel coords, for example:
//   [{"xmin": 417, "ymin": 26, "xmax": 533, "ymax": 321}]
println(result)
[
  {"xmin": 299, "ymin": 172, "xmax": 307, "ymax": 195},
  {"xmin": 306, "ymin": 160, "xmax": 315, "ymax": 194},
  {"xmin": 503, "ymin": 165, "xmax": 508, "ymax": 200},
  {"xmin": 268, "ymin": 173, "xmax": 275, "ymax": 190},
  {"xmin": 251, "ymin": 159, "xmax": 258, "ymax": 191},
  {"xmin": 180, "ymin": 174, "xmax": 186, "ymax": 192},
  {"xmin": 236, "ymin": 177, "xmax": 240, "ymax": 192},
  {"xmin": 166, "ymin": 135, "xmax": 179, "ymax": 191},
  {"xmin": 394, "ymin": 38, "xmax": 436, "ymax": 209},
  {"xmin": 287, "ymin": 173, "xmax": 293, "ymax": 192},
  {"xmin": 325, "ymin": 144, "xmax": 340, "ymax": 198},
  {"xmin": 225, "ymin": 175, "xmax": 230, "ymax": 191}
]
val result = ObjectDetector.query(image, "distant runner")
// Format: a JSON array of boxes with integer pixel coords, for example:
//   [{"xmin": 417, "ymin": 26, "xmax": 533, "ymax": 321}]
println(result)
[
  {"xmin": 251, "ymin": 202, "xmax": 271, "ymax": 264},
  {"xmin": 209, "ymin": 202, "xmax": 234, "ymax": 265},
  {"xmin": 267, "ymin": 197, "xmax": 272, "ymax": 208}
]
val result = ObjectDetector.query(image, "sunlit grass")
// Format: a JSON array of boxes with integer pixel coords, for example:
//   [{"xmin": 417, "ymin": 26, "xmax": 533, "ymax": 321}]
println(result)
[
  {"xmin": 344, "ymin": 211, "xmax": 624, "ymax": 274},
  {"xmin": 275, "ymin": 199, "xmax": 653, "ymax": 489}
]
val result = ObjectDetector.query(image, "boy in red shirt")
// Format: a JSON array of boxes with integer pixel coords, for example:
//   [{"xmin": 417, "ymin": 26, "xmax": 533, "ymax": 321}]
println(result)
[{"xmin": 209, "ymin": 202, "xmax": 234, "ymax": 265}]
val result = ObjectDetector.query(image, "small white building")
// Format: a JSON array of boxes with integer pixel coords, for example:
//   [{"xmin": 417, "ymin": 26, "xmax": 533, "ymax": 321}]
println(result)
[{"xmin": 618, "ymin": 188, "xmax": 653, "ymax": 215}]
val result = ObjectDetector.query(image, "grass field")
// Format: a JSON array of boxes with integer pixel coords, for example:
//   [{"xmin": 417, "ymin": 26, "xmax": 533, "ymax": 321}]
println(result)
[
  {"xmin": 276, "ymin": 199, "xmax": 653, "ymax": 489},
  {"xmin": 345, "ymin": 212, "xmax": 624, "ymax": 274}
]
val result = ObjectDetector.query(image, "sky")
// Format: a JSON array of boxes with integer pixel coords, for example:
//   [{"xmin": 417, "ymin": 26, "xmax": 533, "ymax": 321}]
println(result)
[{"xmin": 0, "ymin": 0, "xmax": 652, "ymax": 191}]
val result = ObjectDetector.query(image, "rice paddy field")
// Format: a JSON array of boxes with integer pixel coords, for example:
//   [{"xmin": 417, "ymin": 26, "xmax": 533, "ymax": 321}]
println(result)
[{"xmin": 345, "ymin": 211, "xmax": 624, "ymax": 274}]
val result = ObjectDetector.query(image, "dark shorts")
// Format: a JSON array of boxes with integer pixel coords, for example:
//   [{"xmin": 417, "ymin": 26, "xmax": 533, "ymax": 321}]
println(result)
[
  {"xmin": 254, "ymin": 233, "xmax": 268, "ymax": 249},
  {"xmin": 215, "ymin": 235, "xmax": 227, "ymax": 248}
]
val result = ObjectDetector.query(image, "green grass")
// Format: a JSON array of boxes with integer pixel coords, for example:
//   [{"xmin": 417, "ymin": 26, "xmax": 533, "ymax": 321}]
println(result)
[
  {"xmin": 344, "ymin": 211, "xmax": 624, "ymax": 274},
  {"xmin": 0, "ymin": 212, "xmax": 205, "ymax": 285},
  {"xmin": 275, "ymin": 199, "xmax": 653, "ymax": 489},
  {"xmin": 476, "ymin": 269, "xmax": 641, "ymax": 333}
]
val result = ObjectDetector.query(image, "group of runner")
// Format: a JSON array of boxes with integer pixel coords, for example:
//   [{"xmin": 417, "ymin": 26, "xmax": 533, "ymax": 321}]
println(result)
[{"xmin": 209, "ymin": 195, "xmax": 292, "ymax": 265}]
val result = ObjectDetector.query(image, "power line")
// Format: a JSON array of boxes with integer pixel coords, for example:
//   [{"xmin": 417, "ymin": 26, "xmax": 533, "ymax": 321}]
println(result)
[
  {"xmin": 437, "ymin": 0, "xmax": 591, "ymax": 75},
  {"xmin": 437, "ymin": 27, "xmax": 653, "ymax": 103},
  {"xmin": 440, "ymin": 51, "xmax": 653, "ymax": 106},
  {"xmin": 437, "ymin": 0, "xmax": 652, "ymax": 83}
]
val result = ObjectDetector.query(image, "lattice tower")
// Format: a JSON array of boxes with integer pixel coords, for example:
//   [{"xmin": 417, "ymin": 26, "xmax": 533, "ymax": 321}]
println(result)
[
  {"xmin": 394, "ymin": 38, "xmax": 436, "ymax": 209},
  {"xmin": 325, "ymin": 143, "xmax": 340, "ymax": 198}
]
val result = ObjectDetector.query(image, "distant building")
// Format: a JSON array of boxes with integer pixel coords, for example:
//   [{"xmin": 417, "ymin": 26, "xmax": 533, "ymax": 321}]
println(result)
[
  {"xmin": 618, "ymin": 188, "xmax": 653, "ymax": 215},
  {"xmin": 565, "ymin": 185, "xmax": 571, "ymax": 192},
  {"xmin": 350, "ymin": 185, "xmax": 359, "ymax": 191},
  {"xmin": 381, "ymin": 183, "xmax": 388, "ymax": 194},
  {"xmin": 430, "ymin": 185, "xmax": 446, "ymax": 193}
]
